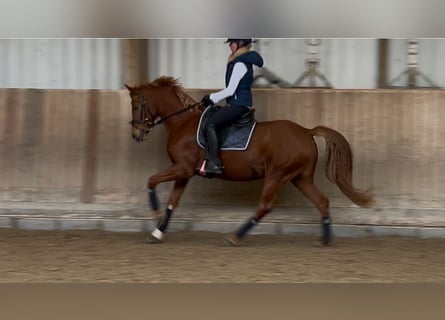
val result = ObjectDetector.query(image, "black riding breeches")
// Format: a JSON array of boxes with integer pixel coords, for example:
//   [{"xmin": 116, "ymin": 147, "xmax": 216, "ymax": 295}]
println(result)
[{"xmin": 207, "ymin": 105, "xmax": 250, "ymax": 131}]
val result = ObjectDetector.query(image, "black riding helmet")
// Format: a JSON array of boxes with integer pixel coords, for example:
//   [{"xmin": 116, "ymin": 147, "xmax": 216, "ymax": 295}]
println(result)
[{"xmin": 224, "ymin": 38, "xmax": 256, "ymax": 48}]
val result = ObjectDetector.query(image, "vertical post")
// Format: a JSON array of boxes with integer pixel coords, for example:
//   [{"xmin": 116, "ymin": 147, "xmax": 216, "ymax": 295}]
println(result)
[
  {"xmin": 80, "ymin": 90, "xmax": 99, "ymax": 203},
  {"xmin": 294, "ymin": 39, "xmax": 331, "ymax": 88},
  {"xmin": 122, "ymin": 39, "xmax": 149, "ymax": 86},
  {"xmin": 377, "ymin": 39, "xmax": 388, "ymax": 88},
  {"xmin": 306, "ymin": 39, "xmax": 320, "ymax": 87},
  {"xmin": 407, "ymin": 39, "xmax": 418, "ymax": 87}
]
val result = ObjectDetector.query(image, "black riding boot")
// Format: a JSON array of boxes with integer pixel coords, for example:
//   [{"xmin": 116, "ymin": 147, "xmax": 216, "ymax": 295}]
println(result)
[{"xmin": 205, "ymin": 124, "xmax": 224, "ymax": 174}]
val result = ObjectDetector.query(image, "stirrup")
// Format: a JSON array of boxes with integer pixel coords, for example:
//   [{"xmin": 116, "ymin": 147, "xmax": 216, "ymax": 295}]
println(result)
[
  {"xmin": 196, "ymin": 159, "xmax": 224, "ymax": 176},
  {"xmin": 205, "ymin": 162, "xmax": 224, "ymax": 175}
]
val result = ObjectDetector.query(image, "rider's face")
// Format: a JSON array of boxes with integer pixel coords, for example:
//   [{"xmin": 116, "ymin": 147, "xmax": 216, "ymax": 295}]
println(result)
[{"xmin": 229, "ymin": 41, "xmax": 238, "ymax": 54}]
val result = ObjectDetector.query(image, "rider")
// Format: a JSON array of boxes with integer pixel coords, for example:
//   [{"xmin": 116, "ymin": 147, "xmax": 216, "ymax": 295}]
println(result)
[{"xmin": 200, "ymin": 38, "xmax": 264, "ymax": 175}]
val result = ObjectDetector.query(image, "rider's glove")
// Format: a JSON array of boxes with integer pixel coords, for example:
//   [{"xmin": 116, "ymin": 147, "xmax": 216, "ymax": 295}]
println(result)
[{"xmin": 200, "ymin": 94, "xmax": 214, "ymax": 108}]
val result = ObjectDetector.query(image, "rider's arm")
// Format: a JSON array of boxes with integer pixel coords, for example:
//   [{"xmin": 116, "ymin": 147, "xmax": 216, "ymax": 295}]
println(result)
[{"xmin": 209, "ymin": 62, "xmax": 247, "ymax": 104}]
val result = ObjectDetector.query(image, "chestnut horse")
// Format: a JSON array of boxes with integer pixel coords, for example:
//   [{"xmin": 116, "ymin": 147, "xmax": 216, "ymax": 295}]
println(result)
[{"xmin": 125, "ymin": 76, "xmax": 373, "ymax": 246}]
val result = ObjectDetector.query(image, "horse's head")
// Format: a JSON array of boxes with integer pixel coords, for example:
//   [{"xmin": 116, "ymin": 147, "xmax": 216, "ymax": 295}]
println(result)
[
  {"xmin": 126, "ymin": 76, "xmax": 201, "ymax": 142},
  {"xmin": 125, "ymin": 84, "xmax": 158, "ymax": 142}
]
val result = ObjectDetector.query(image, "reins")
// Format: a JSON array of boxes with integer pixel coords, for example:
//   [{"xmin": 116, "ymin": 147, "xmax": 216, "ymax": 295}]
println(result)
[
  {"xmin": 129, "ymin": 92, "xmax": 202, "ymax": 132},
  {"xmin": 149, "ymin": 101, "xmax": 202, "ymax": 128}
]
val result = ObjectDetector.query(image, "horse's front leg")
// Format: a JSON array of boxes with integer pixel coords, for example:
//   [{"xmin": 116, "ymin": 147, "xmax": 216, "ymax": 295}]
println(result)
[
  {"xmin": 147, "ymin": 178, "xmax": 189, "ymax": 244},
  {"xmin": 146, "ymin": 165, "xmax": 192, "ymax": 243}
]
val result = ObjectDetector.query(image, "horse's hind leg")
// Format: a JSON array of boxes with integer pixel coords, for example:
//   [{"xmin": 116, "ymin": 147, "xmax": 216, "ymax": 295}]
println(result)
[
  {"xmin": 292, "ymin": 176, "xmax": 332, "ymax": 245},
  {"xmin": 224, "ymin": 176, "xmax": 286, "ymax": 246}
]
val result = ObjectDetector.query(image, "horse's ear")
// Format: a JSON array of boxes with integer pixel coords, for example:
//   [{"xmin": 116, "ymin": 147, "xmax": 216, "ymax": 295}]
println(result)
[{"xmin": 124, "ymin": 84, "xmax": 132, "ymax": 91}]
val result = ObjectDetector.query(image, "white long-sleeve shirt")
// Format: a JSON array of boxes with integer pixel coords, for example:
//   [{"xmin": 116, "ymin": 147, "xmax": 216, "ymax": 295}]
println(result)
[{"xmin": 209, "ymin": 62, "xmax": 248, "ymax": 105}]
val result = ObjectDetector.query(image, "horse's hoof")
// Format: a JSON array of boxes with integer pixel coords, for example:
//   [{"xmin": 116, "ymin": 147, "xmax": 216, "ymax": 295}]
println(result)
[
  {"xmin": 146, "ymin": 234, "xmax": 163, "ymax": 244},
  {"xmin": 223, "ymin": 235, "xmax": 239, "ymax": 247},
  {"xmin": 322, "ymin": 236, "xmax": 332, "ymax": 246},
  {"xmin": 311, "ymin": 239, "xmax": 332, "ymax": 247}
]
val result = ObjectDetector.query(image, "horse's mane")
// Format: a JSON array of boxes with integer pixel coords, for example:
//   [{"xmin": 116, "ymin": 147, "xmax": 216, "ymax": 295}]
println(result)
[
  {"xmin": 145, "ymin": 76, "xmax": 182, "ymax": 89},
  {"xmin": 139, "ymin": 76, "xmax": 197, "ymax": 108}
]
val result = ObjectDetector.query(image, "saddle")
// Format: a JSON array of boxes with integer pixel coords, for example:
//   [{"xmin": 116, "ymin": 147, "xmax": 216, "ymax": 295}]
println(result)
[{"xmin": 197, "ymin": 105, "xmax": 257, "ymax": 151}]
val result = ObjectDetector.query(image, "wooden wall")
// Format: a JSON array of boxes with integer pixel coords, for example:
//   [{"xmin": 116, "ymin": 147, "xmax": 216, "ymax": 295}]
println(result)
[{"xmin": 1, "ymin": 88, "xmax": 444, "ymax": 211}]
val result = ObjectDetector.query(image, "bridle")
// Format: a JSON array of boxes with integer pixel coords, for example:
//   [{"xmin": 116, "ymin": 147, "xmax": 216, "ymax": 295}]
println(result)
[
  {"xmin": 129, "ymin": 92, "xmax": 155, "ymax": 134},
  {"xmin": 129, "ymin": 92, "xmax": 202, "ymax": 135}
]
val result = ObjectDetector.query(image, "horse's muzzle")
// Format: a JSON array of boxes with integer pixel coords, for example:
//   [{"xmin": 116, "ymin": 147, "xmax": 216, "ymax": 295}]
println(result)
[
  {"xmin": 130, "ymin": 120, "xmax": 150, "ymax": 142},
  {"xmin": 132, "ymin": 132, "xmax": 145, "ymax": 142}
]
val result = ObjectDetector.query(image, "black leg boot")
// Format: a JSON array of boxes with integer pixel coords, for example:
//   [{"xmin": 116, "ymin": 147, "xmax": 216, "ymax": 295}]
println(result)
[{"xmin": 205, "ymin": 124, "xmax": 224, "ymax": 175}]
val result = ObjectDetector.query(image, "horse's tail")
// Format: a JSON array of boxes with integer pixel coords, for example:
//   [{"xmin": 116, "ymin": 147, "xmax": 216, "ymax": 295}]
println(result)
[{"xmin": 310, "ymin": 126, "xmax": 374, "ymax": 208}]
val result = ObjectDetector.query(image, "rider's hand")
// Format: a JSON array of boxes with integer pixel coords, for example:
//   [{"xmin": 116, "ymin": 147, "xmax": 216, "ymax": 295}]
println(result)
[{"xmin": 200, "ymin": 94, "xmax": 214, "ymax": 108}]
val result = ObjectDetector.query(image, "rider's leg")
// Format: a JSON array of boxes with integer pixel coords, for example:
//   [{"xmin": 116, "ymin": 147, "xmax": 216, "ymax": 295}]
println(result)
[
  {"xmin": 205, "ymin": 123, "xmax": 224, "ymax": 174},
  {"xmin": 204, "ymin": 106, "xmax": 250, "ymax": 175}
]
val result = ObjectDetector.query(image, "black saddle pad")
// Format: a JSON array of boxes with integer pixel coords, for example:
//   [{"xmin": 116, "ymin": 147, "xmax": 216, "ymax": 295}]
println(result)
[{"xmin": 197, "ymin": 106, "xmax": 256, "ymax": 151}]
